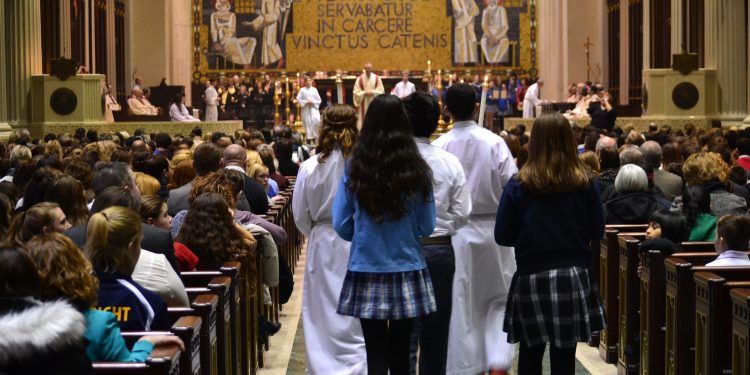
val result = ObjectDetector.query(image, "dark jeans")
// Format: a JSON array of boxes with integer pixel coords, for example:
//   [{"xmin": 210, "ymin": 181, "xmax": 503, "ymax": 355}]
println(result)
[
  {"xmin": 361, "ymin": 318, "xmax": 414, "ymax": 375},
  {"xmin": 518, "ymin": 342, "xmax": 576, "ymax": 375},
  {"xmin": 409, "ymin": 243, "xmax": 455, "ymax": 375}
]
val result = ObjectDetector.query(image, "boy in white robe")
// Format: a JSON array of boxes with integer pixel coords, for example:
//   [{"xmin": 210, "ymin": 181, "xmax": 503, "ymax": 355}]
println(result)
[{"xmin": 296, "ymin": 78, "xmax": 322, "ymax": 142}]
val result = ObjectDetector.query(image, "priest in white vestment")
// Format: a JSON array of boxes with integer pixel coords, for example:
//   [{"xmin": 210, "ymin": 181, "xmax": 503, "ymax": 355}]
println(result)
[
  {"xmin": 522, "ymin": 79, "xmax": 543, "ymax": 118},
  {"xmin": 205, "ymin": 79, "xmax": 219, "ymax": 122},
  {"xmin": 352, "ymin": 63, "xmax": 384, "ymax": 129},
  {"xmin": 296, "ymin": 78, "xmax": 322, "ymax": 142},
  {"xmin": 452, "ymin": 0, "xmax": 479, "ymax": 65},
  {"xmin": 433, "ymin": 83, "xmax": 518, "ymax": 374},
  {"xmin": 293, "ymin": 108, "xmax": 367, "ymax": 375},
  {"xmin": 103, "ymin": 84, "xmax": 120, "ymax": 123},
  {"xmin": 127, "ymin": 88, "xmax": 158, "ymax": 116},
  {"xmin": 480, "ymin": 0, "xmax": 510, "ymax": 64}
]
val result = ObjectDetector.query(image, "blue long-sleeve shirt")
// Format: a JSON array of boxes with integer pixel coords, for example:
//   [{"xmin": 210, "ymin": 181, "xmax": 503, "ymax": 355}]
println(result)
[
  {"xmin": 495, "ymin": 177, "xmax": 605, "ymax": 276},
  {"xmin": 83, "ymin": 309, "xmax": 154, "ymax": 362},
  {"xmin": 332, "ymin": 174, "xmax": 436, "ymax": 273}
]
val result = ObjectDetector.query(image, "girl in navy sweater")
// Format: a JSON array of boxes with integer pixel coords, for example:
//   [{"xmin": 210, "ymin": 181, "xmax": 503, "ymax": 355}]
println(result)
[{"xmin": 495, "ymin": 112, "xmax": 606, "ymax": 375}]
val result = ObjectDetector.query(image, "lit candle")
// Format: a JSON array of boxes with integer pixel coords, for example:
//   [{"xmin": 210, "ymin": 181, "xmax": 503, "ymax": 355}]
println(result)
[
  {"xmin": 336, "ymin": 73, "xmax": 344, "ymax": 104},
  {"xmin": 427, "ymin": 60, "xmax": 432, "ymax": 75},
  {"xmin": 478, "ymin": 75, "xmax": 489, "ymax": 127}
]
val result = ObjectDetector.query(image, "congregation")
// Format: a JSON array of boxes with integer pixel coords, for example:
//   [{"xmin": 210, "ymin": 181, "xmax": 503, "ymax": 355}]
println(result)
[{"xmin": 2, "ymin": 79, "xmax": 750, "ymax": 375}]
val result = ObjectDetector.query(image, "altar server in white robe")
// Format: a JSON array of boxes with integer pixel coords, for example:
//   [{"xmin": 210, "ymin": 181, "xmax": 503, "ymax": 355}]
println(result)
[
  {"xmin": 296, "ymin": 77, "xmax": 322, "ymax": 142},
  {"xmin": 352, "ymin": 63, "xmax": 384, "ymax": 129},
  {"xmin": 480, "ymin": 0, "xmax": 510, "ymax": 64},
  {"xmin": 433, "ymin": 83, "xmax": 518, "ymax": 374},
  {"xmin": 292, "ymin": 104, "xmax": 367, "ymax": 375},
  {"xmin": 392, "ymin": 70, "xmax": 416, "ymax": 99},
  {"xmin": 169, "ymin": 93, "xmax": 200, "ymax": 122},
  {"xmin": 205, "ymin": 78, "xmax": 219, "ymax": 122},
  {"xmin": 522, "ymin": 79, "xmax": 543, "ymax": 118},
  {"xmin": 452, "ymin": 0, "xmax": 479, "ymax": 65}
]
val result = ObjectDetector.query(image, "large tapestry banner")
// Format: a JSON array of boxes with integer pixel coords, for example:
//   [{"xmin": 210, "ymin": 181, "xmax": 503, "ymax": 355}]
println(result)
[{"xmin": 192, "ymin": 0, "xmax": 537, "ymax": 79}]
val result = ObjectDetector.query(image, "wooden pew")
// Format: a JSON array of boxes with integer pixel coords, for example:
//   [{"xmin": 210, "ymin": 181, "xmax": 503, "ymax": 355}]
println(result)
[
  {"xmin": 599, "ymin": 225, "xmax": 648, "ymax": 362},
  {"xmin": 182, "ymin": 277, "xmax": 233, "ymax": 375},
  {"xmin": 617, "ymin": 234, "xmax": 645, "ymax": 375},
  {"xmin": 694, "ymin": 271, "xmax": 750, "ymax": 375},
  {"xmin": 168, "ymin": 294, "xmax": 219, "ymax": 375},
  {"xmin": 665, "ymin": 259, "xmax": 750, "ymax": 375},
  {"xmin": 731, "ymin": 288, "xmax": 750, "ymax": 375},
  {"xmin": 170, "ymin": 316, "xmax": 202, "ymax": 375},
  {"xmin": 94, "ymin": 332, "xmax": 183, "ymax": 375},
  {"xmin": 638, "ymin": 247, "xmax": 715, "ymax": 375}
]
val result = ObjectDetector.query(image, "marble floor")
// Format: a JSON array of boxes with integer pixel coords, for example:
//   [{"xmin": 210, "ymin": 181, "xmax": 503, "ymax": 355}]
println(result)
[{"xmin": 258, "ymin": 245, "xmax": 617, "ymax": 375}]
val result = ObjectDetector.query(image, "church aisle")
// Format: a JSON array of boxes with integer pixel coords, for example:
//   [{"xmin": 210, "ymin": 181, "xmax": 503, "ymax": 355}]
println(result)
[{"xmin": 258, "ymin": 242, "xmax": 616, "ymax": 375}]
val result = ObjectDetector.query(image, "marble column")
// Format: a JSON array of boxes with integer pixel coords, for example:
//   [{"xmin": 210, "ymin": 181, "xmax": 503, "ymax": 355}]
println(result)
[
  {"xmin": 0, "ymin": 0, "xmax": 11, "ymax": 136},
  {"xmin": 705, "ymin": 0, "xmax": 747, "ymax": 120},
  {"xmin": 5, "ymin": 0, "xmax": 42, "ymax": 130},
  {"xmin": 106, "ymin": 0, "xmax": 117, "ymax": 89},
  {"xmin": 537, "ymin": 0, "xmax": 566, "ymax": 102},
  {"xmin": 59, "ymin": 0, "xmax": 72, "ymax": 58},
  {"xmin": 670, "ymin": 0, "xmax": 683, "ymax": 55},
  {"xmin": 643, "ymin": 0, "xmax": 651, "ymax": 69},
  {"xmin": 619, "ymin": 0, "xmax": 629, "ymax": 106}
]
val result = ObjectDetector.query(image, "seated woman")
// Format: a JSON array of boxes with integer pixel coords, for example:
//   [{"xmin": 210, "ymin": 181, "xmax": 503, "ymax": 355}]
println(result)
[
  {"xmin": 257, "ymin": 145, "xmax": 290, "ymax": 191},
  {"xmin": 682, "ymin": 185, "xmax": 718, "ymax": 241},
  {"xmin": 169, "ymin": 93, "xmax": 200, "ymax": 122},
  {"xmin": 25, "ymin": 233, "xmax": 184, "ymax": 362},
  {"xmin": 682, "ymin": 151, "xmax": 747, "ymax": 218},
  {"xmin": 45, "ymin": 174, "xmax": 89, "ymax": 227},
  {"xmin": 248, "ymin": 163, "xmax": 285, "ymax": 205},
  {"xmin": 0, "ymin": 246, "xmax": 91, "ymax": 373},
  {"xmin": 706, "ymin": 214, "xmax": 750, "ymax": 266},
  {"xmin": 85, "ymin": 206, "xmax": 172, "ymax": 330},
  {"xmin": 140, "ymin": 195, "xmax": 172, "ymax": 231},
  {"xmin": 8, "ymin": 202, "xmax": 72, "ymax": 246},
  {"xmin": 638, "ymin": 210, "xmax": 688, "ymax": 276},
  {"xmin": 603, "ymin": 164, "xmax": 659, "ymax": 224}
]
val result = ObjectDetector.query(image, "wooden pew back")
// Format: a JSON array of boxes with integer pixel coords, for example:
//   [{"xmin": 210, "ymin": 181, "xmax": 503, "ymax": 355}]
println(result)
[{"xmin": 731, "ymin": 288, "xmax": 750, "ymax": 375}]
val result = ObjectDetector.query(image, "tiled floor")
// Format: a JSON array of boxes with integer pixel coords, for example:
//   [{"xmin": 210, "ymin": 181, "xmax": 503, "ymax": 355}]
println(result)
[{"xmin": 258, "ymin": 245, "xmax": 617, "ymax": 375}]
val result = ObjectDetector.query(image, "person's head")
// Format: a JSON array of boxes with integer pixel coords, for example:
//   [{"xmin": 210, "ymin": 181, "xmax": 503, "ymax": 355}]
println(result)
[
  {"xmin": 84, "ymin": 206, "xmax": 142, "ymax": 275},
  {"xmin": 682, "ymin": 151, "xmax": 729, "ymax": 186},
  {"xmin": 172, "ymin": 93, "xmax": 183, "ymax": 106},
  {"xmin": 169, "ymin": 158, "xmax": 195, "ymax": 190},
  {"xmin": 402, "ymin": 92, "xmax": 440, "ymax": 139},
  {"xmin": 595, "ymin": 136, "xmax": 616, "ymax": 154},
  {"xmin": 134, "ymin": 172, "xmax": 161, "ymax": 196},
  {"xmin": 579, "ymin": 151, "xmax": 601, "ymax": 174},
  {"xmin": 154, "ymin": 133, "xmax": 172, "ymax": 151},
  {"xmin": 401, "ymin": 70, "xmax": 409, "ymax": 82},
  {"xmin": 0, "ymin": 246, "xmax": 42, "ymax": 300},
  {"xmin": 536, "ymin": 78, "xmax": 544, "ymax": 88},
  {"xmin": 519, "ymin": 113, "xmax": 591, "ymax": 192},
  {"xmin": 131, "ymin": 88, "xmax": 143, "ymax": 99},
  {"xmin": 347, "ymin": 94, "xmax": 432, "ymax": 223},
  {"xmin": 272, "ymin": 139, "xmax": 293, "ymax": 160},
  {"xmin": 8, "ymin": 202, "xmax": 71, "ymax": 246},
  {"xmin": 305, "ymin": 77, "xmax": 313, "ymax": 88},
  {"xmin": 0, "ymin": 193, "xmax": 13, "ymax": 239},
  {"xmin": 735, "ymin": 137, "xmax": 750, "ymax": 156},
  {"xmin": 363, "ymin": 63, "xmax": 372, "ymax": 76},
  {"xmin": 222, "ymin": 144, "xmax": 247, "ymax": 169},
  {"xmin": 445, "ymin": 83, "xmax": 477, "ymax": 121},
  {"xmin": 176, "ymin": 192, "xmax": 250, "ymax": 270},
  {"xmin": 140, "ymin": 195, "xmax": 172, "ymax": 231},
  {"xmin": 20, "ymin": 167, "xmax": 61, "ymax": 212},
  {"xmin": 91, "ymin": 161, "xmax": 140, "ymax": 201},
  {"xmin": 90, "ymin": 185, "xmax": 140, "ymax": 214},
  {"xmin": 583, "ymin": 132, "xmax": 600, "ymax": 152},
  {"xmin": 247, "ymin": 163, "xmax": 270, "ymax": 190},
  {"xmin": 44, "ymin": 174, "xmax": 89, "ymax": 227},
  {"xmin": 189, "ymin": 170, "xmax": 243, "ymax": 209},
  {"xmin": 661, "ymin": 142, "xmax": 681, "ymax": 167},
  {"xmin": 316, "ymin": 104, "xmax": 358, "ymax": 162},
  {"xmin": 193, "ymin": 142, "xmax": 222, "ymax": 176},
  {"xmin": 715, "ymin": 214, "xmax": 750, "ymax": 252},
  {"xmin": 640, "ymin": 141, "xmax": 663, "ymax": 170},
  {"xmin": 646, "ymin": 210, "xmax": 687, "ymax": 242},
  {"xmin": 142, "ymin": 154, "xmax": 169, "ymax": 182},
  {"xmin": 614, "ymin": 164, "xmax": 648, "ymax": 193},
  {"xmin": 619, "ymin": 147, "xmax": 645, "ymax": 167},
  {"xmin": 25, "ymin": 233, "xmax": 99, "ymax": 310}
]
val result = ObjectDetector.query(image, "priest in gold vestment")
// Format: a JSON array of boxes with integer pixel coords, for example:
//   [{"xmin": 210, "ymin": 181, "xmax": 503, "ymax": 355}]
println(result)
[{"xmin": 352, "ymin": 63, "xmax": 384, "ymax": 129}]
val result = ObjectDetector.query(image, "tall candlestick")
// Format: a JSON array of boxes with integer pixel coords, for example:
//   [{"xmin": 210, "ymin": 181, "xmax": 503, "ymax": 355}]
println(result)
[
  {"xmin": 274, "ymin": 80, "xmax": 281, "ymax": 125},
  {"xmin": 478, "ymin": 75, "xmax": 489, "ymax": 128},
  {"xmin": 427, "ymin": 60, "xmax": 432, "ymax": 75},
  {"xmin": 285, "ymin": 77, "xmax": 291, "ymax": 126},
  {"xmin": 335, "ymin": 74, "xmax": 343, "ymax": 104},
  {"xmin": 436, "ymin": 70, "xmax": 445, "ymax": 132}
]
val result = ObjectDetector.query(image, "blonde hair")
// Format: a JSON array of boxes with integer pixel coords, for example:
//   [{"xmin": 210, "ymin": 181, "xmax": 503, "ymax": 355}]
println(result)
[
  {"xmin": 247, "ymin": 163, "xmax": 269, "ymax": 180},
  {"xmin": 245, "ymin": 150, "xmax": 262, "ymax": 171},
  {"xmin": 579, "ymin": 151, "xmax": 601, "ymax": 174},
  {"xmin": 134, "ymin": 172, "xmax": 161, "ymax": 196},
  {"xmin": 170, "ymin": 149, "xmax": 193, "ymax": 169},
  {"xmin": 84, "ymin": 206, "xmax": 142, "ymax": 275},
  {"xmin": 44, "ymin": 140, "xmax": 63, "ymax": 161},
  {"xmin": 682, "ymin": 151, "xmax": 729, "ymax": 186},
  {"xmin": 26, "ymin": 233, "xmax": 99, "ymax": 310}
]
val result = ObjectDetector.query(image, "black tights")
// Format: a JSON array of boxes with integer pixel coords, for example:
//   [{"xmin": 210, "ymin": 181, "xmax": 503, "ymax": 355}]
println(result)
[
  {"xmin": 360, "ymin": 318, "xmax": 414, "ymax": 375},
  {"xmin": 518, "ymin": 342, "xmax": 576, "ymax": 375}
]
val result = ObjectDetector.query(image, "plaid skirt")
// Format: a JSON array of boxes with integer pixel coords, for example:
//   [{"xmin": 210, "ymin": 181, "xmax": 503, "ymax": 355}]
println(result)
[
  {"xmin": 503, "ymin": 266, "xmax": 606, "ymax": 348},
  {"xmin": 337, "ymin": 268, "xmax": 437, "ymax": 320}
]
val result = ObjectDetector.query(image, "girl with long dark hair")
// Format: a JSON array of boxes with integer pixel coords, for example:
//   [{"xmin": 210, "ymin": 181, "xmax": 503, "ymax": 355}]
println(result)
[{"xmin": 333, "ymin": 95, "xmax": 436, "ymax": 374}]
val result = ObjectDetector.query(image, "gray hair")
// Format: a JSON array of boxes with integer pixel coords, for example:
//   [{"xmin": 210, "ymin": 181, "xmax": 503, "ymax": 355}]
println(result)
[
  {"xmin": 595, "ymin": 136, "xmax": 616, "ymax": 153},
  {"xmin": 640, "ymin": 141, "xmax": 663, "ymax": 170},
  {"xmin": 619, "ymin": 146, "xmax": 645, "ymax": 167},
  {"xmin": 614, "ymin": 164, "xmax": 648, "ymax": 193}
]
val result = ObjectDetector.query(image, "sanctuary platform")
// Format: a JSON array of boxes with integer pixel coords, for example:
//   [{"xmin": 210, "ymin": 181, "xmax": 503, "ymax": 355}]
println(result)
[{"xmin": 28, "ymin": 120, "xmax": 243, "ymax": 139}]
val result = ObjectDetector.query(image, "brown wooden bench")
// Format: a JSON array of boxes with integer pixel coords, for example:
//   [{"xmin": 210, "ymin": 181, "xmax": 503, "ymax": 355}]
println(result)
[
  {"xmin": 168, "ymin": 294, "xmax": 219, "ymax": 375},
  {"xmin": 694, "ymin": 271, "xmax": 750, "ymax": 375},
  {"xmin": 617, "ymin": 234, "xmax": 645, "ymax": 375},
  {"xmin": 169, "ymin": 316, "xmax": 202, "ymax": 375},
  {"xmin": 182, "ymin": 277, "xmax": 233, "ymax": 375},
  {"xmin": 94, "ymin": 332, "xmax": 182, "ymax": 375},
  {"xmin": 731, "ymin": 288, "xmax": 750, "ymax": 375},
  {"xmin": 639, "ymin": 247, "xmax": 715, "ymax": 375},
  {"xmin": 599, "ymin": 225, "xmax": 648, "ymax": 362}
]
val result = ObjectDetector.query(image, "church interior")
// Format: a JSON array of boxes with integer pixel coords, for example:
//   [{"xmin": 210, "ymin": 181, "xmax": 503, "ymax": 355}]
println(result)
[{"xmin": 1, "ymin": 0, "xmax": 750, "ymax": 374}]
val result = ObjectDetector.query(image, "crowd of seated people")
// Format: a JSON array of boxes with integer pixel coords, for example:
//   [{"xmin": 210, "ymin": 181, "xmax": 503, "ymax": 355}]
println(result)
[{"xmin": 0, "ymin": 124, "xmax": 304, "ymax": 371}]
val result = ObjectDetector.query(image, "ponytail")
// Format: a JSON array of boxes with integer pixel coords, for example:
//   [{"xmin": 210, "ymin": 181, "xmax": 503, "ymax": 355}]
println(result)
[
  {"xmin": 7, "ymin": 202, "xmax": 59, "ymax": 247},
  {"xmin": 84, "ymin": 206, "xmax": 140, "ymax": 275},
  {"xmin": 7, "ymin": 211, "xmax": 28, "ymax": 246}
]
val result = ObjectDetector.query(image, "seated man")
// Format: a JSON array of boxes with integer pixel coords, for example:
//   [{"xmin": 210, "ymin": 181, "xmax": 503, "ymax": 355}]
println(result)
[{"xmin": 127, "ymin": 88, "xmax": 159, "ymax": 115}]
